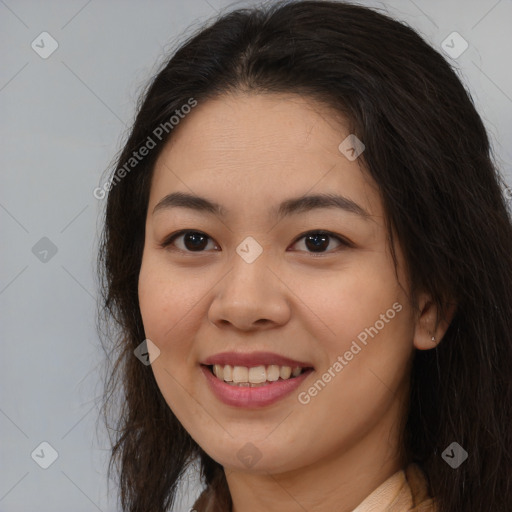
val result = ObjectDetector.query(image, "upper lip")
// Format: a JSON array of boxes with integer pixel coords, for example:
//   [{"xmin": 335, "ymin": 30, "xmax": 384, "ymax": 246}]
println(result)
[{"xmin": 201, "ymin": 351, "xmax": 314, "ymax": 369}]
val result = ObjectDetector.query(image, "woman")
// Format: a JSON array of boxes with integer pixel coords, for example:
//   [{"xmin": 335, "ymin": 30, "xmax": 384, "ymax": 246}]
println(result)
[{"xmin": 98, "ymin": 1, "xmax": 512, "ymax": 511}]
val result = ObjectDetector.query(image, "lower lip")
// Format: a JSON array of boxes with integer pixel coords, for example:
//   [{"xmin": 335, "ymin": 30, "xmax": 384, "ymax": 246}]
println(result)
[{"xmin": 200, "ymin": 365, "xmax": 313, "ymax": 408}]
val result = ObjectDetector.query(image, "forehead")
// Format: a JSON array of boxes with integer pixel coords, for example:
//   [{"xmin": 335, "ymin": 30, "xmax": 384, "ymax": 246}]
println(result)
[
  {"xmin": 161, "ymin": 92, "xmax": 347, "ymax": 163},
  {"xmin": 149, "ymin": 92, "xmax": 382, "ymax": 220}
]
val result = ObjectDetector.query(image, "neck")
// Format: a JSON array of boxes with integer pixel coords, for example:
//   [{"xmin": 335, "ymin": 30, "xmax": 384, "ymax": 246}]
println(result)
[{"xmin": 225, "ymin": 405, "xmax": 406, "ymax": 512}]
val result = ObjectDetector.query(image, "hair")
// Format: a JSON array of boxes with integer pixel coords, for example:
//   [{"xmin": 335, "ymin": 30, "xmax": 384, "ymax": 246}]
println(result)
[{"xmin": 97, "ymin": 1, "xmax": 512, "ymax": 511}]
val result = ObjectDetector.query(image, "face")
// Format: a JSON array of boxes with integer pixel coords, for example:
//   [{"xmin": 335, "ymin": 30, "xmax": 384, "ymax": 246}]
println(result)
[{"xmin": 138, "ymin": 93, "xmax": 418, "ymax": 475}]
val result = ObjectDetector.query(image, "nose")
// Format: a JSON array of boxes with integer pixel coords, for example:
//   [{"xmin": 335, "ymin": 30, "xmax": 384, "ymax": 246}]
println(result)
[{"xmin": 207, "ymin": 253, "xmax": 291, "ymax": 332}]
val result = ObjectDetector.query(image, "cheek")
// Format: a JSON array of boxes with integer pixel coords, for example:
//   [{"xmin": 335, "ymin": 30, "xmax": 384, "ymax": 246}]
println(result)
[
  {"xmin": 137, "ymin": 251, "xmax": 211, "ymax": 379},
  {"xmin": 295, "ymin": 265, "xmax": 412, "ymax": 448},
  {"xmin": 306, "ymin": 258, "xmax": 414, "ymax": 427},
  {"xmin": 138, "ymin": 254, "xmax": 201, "ymax": 422},
  {"xmin": 316, "ymin": 255, "xmax": 409, "ymax": 353},
  {"xmin": 138, "ymin": 262, "xmax": 173, "ymax": 340},
  {"xmin": 138, "ymin": 253, "xmax": 196, "ymax": 341}
]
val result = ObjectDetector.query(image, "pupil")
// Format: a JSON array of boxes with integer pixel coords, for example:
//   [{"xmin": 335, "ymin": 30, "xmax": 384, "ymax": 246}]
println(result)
[
  {"xmin": 185, "ymin": 232, "xmax": 208, "ymax": 251},
  {"xmin": 182, "ymin": 232, "xmax": 329, "ymax": 252},
  {"xmin": 305, "ymin": 234, "xmax": 328, "ymax": 252}
]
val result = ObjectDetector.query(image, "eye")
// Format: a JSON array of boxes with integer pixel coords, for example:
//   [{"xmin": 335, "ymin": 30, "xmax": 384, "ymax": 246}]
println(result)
[
  {"xmin": 161, "ymin": 230, "xmax": 219, "ymax": 253},
  {"xmin": 289, "ymin": 230, "xmax": 351, "ymax": 254},
  {"xmin": 161, "ymin": 229, "xmax": 351, "ymax": 255}
]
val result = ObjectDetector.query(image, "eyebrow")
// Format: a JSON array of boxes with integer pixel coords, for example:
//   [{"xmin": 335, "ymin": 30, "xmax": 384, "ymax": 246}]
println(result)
[{"xmin": 152, "ymin": 191, "xmax": 370, "ymax": 220}]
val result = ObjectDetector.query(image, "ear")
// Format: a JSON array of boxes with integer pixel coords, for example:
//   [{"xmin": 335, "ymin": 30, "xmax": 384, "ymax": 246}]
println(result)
[{"xmin": 413, "ymin": 293, "xmax": 457, "ymax": 350}]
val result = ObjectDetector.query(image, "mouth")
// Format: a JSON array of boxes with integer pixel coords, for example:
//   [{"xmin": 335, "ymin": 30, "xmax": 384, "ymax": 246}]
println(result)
[
  {"xmin": 200, "ymin": 351, "xmax": 314, "ymax": 407},
  {"xmin": 200, "ymin": 363, "xmax": 314, "ymax": 408},
  {"xmin": 203, "ymin": 363, "xmax": 314, "ymax": 387}
]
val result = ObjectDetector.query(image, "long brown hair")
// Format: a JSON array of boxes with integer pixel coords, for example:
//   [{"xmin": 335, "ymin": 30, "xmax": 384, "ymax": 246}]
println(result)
[{"xmin": 97, "ymin": 1, "xmax": 512, "ymax": 510}]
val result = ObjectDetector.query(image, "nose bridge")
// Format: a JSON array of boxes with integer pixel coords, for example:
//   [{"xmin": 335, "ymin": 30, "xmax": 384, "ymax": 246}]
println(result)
[
  {"xmin": 208, "ymin": 239, "xmax": 290, "ymax": 329},
  {"xmin": 234, "ymin": 233, "xmax": 267, "ymax": 265},
  {"xmin": 225, "ymin": 237, "xmax": 272, "ymax": 299}
]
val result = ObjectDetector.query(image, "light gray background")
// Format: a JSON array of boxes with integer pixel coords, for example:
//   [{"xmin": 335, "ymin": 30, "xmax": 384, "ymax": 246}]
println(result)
[{"xmin": 1, "ymin": 0, "xmax": 511, "ymax": 511}]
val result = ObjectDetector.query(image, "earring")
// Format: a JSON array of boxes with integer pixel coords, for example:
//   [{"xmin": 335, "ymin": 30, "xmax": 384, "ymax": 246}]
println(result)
[{"xmin": 431, "ymin": 334, "xmax": 436, "ymax": 342}]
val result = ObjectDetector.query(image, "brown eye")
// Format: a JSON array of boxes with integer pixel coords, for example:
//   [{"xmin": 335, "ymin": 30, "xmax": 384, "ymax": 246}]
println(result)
[
  {"xmin": 162, "ymin": 229, "xmax": 351, "ymax": 255},
  {"xmin": 162, "ymin": 231, "xmax": 218, "ymax": 252},
  {"xmin": 290, "ymin": 231, "xmax": 350, "ymax": 254}
]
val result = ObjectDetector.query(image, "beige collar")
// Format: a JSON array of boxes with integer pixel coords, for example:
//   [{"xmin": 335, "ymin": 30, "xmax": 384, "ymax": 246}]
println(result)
[
  {"xmin": 352, "ymin": 463, "xmax": 436, "ymax": 512},
  {"xmin": 192, "ymin": 463, "xmax": 436, "ymax": 512}
]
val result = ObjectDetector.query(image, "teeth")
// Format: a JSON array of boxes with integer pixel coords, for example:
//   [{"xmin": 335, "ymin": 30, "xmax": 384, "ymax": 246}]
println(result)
[
  {"xmin": 213, "ymin": 364, "xmax": 224, "ymax": 380},
  {"xmin": 223, "ymin": 364, "xmax": 233, "ymax": 382},
  {"xmin": 232, "ymin": 366, "xmax": 248, "ymax": 383},
  {"xmin": 248, "ymin": 366, "xmax": 267, "ymax": 383},
  {"xmin": 266, "ymin": 365, "xmax": 280, "ymax": 381},
  {"xmin": 211, "ymin": 364, "xmax": 306, "ymax": 384},
  {"xmin": 280, "ymin": 366, "xmax": 292, "ymax": 379}
]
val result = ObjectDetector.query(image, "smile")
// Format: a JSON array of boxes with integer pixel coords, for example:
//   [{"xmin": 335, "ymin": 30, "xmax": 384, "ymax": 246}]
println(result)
[
  {"xmin": 209, "ymin": 364, "xmax": 306, "ymax": 386},
  {"xmin": 201, "ymin": 363, "xmax": 314, "ymax": 408}
]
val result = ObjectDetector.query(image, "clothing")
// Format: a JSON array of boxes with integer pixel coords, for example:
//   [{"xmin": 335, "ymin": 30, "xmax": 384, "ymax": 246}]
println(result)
[
  {"xmin": 351, "ymin": 463, "xmax": 436, "ymax": 512},
  {"xmin": 191, "ymin": 463, "xmax": 436, "ymax": 512}
]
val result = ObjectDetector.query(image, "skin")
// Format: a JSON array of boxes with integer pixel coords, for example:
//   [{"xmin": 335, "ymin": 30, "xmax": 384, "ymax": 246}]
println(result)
[{"xmin": 138, "ymin": 93, "xmax": 450, "ymax": 512}]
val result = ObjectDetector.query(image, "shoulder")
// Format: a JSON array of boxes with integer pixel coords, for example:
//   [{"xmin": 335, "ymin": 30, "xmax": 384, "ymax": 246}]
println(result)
[{"xmin": 405, "ymin": 463, "xmax": 438, "ymax": 512}]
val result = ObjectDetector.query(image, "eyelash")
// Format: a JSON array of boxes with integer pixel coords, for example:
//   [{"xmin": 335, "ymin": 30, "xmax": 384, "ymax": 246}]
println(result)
[{"xmin": 160, "ymin": 229, "xmax": 353, "ymax": 256}]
